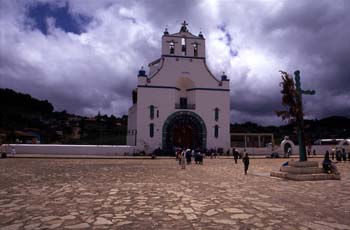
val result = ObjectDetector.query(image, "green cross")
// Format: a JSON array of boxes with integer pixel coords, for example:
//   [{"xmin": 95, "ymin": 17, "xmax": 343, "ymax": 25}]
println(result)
[
  {"xmin": 294, "ymin": 70, "xmax": 315, "ymax": 96},
  {"xmin": 294, "ymin": 70, "xmax": 316, "ymax": 161}
]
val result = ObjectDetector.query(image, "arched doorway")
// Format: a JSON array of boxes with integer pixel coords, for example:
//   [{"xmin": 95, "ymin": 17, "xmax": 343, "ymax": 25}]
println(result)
[{"xmin": 162, "ymin": 111, "xmax": 206, "ymax": 152}]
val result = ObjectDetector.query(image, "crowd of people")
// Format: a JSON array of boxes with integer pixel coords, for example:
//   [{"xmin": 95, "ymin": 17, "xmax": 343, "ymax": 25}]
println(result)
[
  {"xmin": 322, "ymin": 147, "xmax": 349, "ymax": 175},
  {"xmin": 172, "ymin": 146, "xmax": 349, "ymax": 176},
  {"xmin": 174, "ymin": 147, "xmax": 250, "ymax": 174},
  {"xmin": 331, "ymin": 147, "xmax": 350, "ymax": 162},
  {"xmin": 175, "ymin": 148, "xmax": 204, "ymax": 169}
]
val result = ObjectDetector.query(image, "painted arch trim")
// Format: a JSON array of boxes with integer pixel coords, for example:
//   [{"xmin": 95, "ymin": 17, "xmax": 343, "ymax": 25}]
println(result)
[{"xmin": 162, "ymin": 110, "xmax": 207, "ymax": 151}]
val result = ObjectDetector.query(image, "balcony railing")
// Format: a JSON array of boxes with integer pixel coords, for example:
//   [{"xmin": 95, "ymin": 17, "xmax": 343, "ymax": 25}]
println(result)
[{"xmin": 175, "ymin": 104, "xmax": 196, "ymax": 110}]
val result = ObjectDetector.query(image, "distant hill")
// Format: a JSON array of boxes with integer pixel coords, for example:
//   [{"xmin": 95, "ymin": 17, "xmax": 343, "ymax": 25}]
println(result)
[
  {"xmin": 0, "ymin": 88, "xmax": 54, "ymax": 131},
  {"xmin": 0, "ymin": 88, "xmax": 53, "ymax": 114},
  {"xmin": 0, "ymin": 88, "xmax": 126, "ymax": 144}
]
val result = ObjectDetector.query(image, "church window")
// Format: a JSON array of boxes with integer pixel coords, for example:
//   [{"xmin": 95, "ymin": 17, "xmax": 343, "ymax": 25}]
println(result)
[
  {"xmin": 150, "ymin": 123, "xmax": 154, "ymax": 137},
  {"xmin": 181, "ymin": 38, "xmax": 186, "ymax": 55},
  {"xmin": 193, "ymin": 43, "xmax": 198, "ymax": 57},
  {"xmin": 214, "ymin": 125, "xmax": 219, "ymax": 138},
  {"xmin": 169, "ymin": 41, "xmax": 175, "ymax": 54},
  {"xmin": 150, "ymin": 105, "xmax": 155, "ymax": 119},
  {"xmin": 214, "ymin": 108, "xmax": 219, "ymax": 121},
  {"xmin": 180, "ymin": 97, "xmax": 187, "ymax": 109},
  {"xmin": 157, "ymin": 110, "xmax": 159, "ymax": 118}
]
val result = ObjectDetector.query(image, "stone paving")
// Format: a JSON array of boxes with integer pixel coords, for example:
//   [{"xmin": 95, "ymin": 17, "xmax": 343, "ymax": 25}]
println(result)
[{"xmin": 0, "ymin": 157, "xmax": 349, "ymax": 230}]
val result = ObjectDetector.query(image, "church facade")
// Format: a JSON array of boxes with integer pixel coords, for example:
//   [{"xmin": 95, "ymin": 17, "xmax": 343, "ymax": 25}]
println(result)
[{"xmin": 127, "ymin": 22, "xmax": 230, "ymax": 153}]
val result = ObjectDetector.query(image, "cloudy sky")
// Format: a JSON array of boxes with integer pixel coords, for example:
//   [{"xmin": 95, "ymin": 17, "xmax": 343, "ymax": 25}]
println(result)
[{"xmin": 1, "ymin": 0, "xmax": 349, "ymax": 125}]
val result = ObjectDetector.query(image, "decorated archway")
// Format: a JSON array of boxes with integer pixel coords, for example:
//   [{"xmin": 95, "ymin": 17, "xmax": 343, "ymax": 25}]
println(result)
[
  {"xmin": 280, "ymin": 137, "xmax": 295, "ymax": 154},
  {"xmin": 162, "ymin": 111, "xmax": 207, "ymax": 152},
  {"xmin": 338, "ymin": 139, "xmax": 350, "ymax": 152}
]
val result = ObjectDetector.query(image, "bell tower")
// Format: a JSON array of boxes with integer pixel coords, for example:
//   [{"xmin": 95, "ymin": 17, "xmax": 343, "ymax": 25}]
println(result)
[{"xmin": 161, "ymin": 21, "xmax": 205, "ymax": 58}]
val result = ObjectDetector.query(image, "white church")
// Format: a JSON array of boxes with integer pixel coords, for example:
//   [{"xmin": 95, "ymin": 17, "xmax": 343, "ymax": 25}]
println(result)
[{"xmin": 127, "ymin": 22, "xmax": 230, "ymax": 153}]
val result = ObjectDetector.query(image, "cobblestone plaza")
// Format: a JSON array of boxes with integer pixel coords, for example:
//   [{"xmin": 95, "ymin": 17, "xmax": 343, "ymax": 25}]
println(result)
[{"xmin": 1, "ymin": 158, "xmax": 349, "ymax": 230}]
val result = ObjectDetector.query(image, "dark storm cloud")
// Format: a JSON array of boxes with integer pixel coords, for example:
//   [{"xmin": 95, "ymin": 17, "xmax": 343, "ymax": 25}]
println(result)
[
  {"xmin": 231, "ymin": 90, "xmax": 281, "ymax": 117},
  {"xmin": 0, "ymin": 0, "xmax": 154, "ymax": 117},
  {"xmin": 255, "ymin": 0, "xmax": 350, "ymax": 123},
  {"xmin": 0, "ymin": 0, "xmax": 349, "ymax": 124}
]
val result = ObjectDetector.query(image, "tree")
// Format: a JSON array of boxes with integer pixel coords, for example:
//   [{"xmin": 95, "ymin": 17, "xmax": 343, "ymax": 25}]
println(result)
[
  {"xmin": 276, "ymin": 70, "xmax": 315, "ymax": 161},
  {"xmin": 276, "ymin": 71, "xmax": 298, "ymax": 122}
]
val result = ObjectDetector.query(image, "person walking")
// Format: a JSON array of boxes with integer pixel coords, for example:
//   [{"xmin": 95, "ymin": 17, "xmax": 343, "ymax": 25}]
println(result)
[
  {"xmin": 233, "ymin": 148, "xmax": 239, "ymax": 164},
  {"xmin": 242, "ymin": 152, "xmax": 250, "ymax": 175},
  {"xmin": 178, "ymin": 150, "xmax": 182, "ymax": 165},
  {"xmin": 186, "ymin": 149, "xmax": 192, "ymax": 164},
  {"xmin": 342, "ymin": 148, "xmax": 347, "ymax": 161},
  {"xmin": 181, "ymin": 150, "xmax": 186, "ymax": 169},
  {"xmin": 336, "ymin": 148, "xmax": 341, "ymax": 162},
  {"xmin": 11, "ymin": 146, "xmax": 16, "ymax": 157},
  {"xmin": 307, "ymin": 145, "xmax": 311, "ymax": 157},
  {"xmin": 287, "ymin": 147, "xmax": 292, "ymax": 158},
  {"xmin": 331, "ymin": 148, "xmax": 335, "ymax": 160}
]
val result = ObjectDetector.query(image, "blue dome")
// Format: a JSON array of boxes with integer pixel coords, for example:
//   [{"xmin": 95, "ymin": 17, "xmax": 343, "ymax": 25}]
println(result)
[
  {"xmin": 198, "ymin": 31, "xmax": 204, "ymax": 38},
  {"xmin": 221, "ymin": 72, "xmax": 228, "ymax": 81},
  {"xmin": 138, "ymin": 67, "xmax": 146, "ymax": 77}
]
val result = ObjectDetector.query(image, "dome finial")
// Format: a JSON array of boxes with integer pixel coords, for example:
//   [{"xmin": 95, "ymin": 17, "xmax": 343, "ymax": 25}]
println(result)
[
  {"xmin": 138, "ymin": 66, "xmax": 146, "ymax": 77},
  {"xmin": 198, "ymin": 29, "xmax": 203, "ymax": 38},
  {"xmin": 164, "ymin": 27, "xmax": 169, "ymax": 35},
  {"xmin": 221, "ymin": 71, "xmax": 228, "ymax": 81}
]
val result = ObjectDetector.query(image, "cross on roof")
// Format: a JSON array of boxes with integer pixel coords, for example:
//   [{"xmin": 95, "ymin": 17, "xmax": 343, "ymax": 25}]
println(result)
[{"xmin": 180, "ymin": 20, "xmax": 189, "ymax": 32}]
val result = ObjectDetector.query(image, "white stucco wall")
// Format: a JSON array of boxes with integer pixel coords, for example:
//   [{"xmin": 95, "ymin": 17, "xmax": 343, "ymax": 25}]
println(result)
[
  {"xmin": 135, "ymin": 86, "xmax": 175, "ymax": 151},
  {"xmin": 135, "ymin": 57, "xmax": 230, "ymax": 152},
  {"xmin": 6, "ymin": 144, "xmax": 136, "ymax": 155}
]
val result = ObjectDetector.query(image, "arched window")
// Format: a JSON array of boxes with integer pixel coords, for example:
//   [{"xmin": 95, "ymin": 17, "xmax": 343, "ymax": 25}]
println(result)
[
  {"xmin": 214, "ymin": 125, "xmax": 219, "ymax": 138},
  {"xmin": 193, "ymin": 43, "xmax": 198, "ymax": 57},
  {"xmin": 150, "ymin": 105, "xmax": 155, "ymax": 119},
  {"xmin": 150, "ymin": 123, "xmax": 154, "ymax": 138},
  {"xmin": 181, "ymin": 38, "xmax": 186, "ymax": 56},
  {"xmin": 169, "ymin": 41, "xmax": 175, "ymax": 54},
  {"xmin": 214, "ymin": 108, "xmax": 219, "ymax": 121}
]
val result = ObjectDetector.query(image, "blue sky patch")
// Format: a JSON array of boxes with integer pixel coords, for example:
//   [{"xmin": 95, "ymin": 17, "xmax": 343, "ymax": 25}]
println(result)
[
  {"xmin": 218, "ymin": 24, "xmax": 238, "ymax": 57},
  {"xmin": 27, "ymin": 2, "xmax": 92, "ymax": 35}
]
